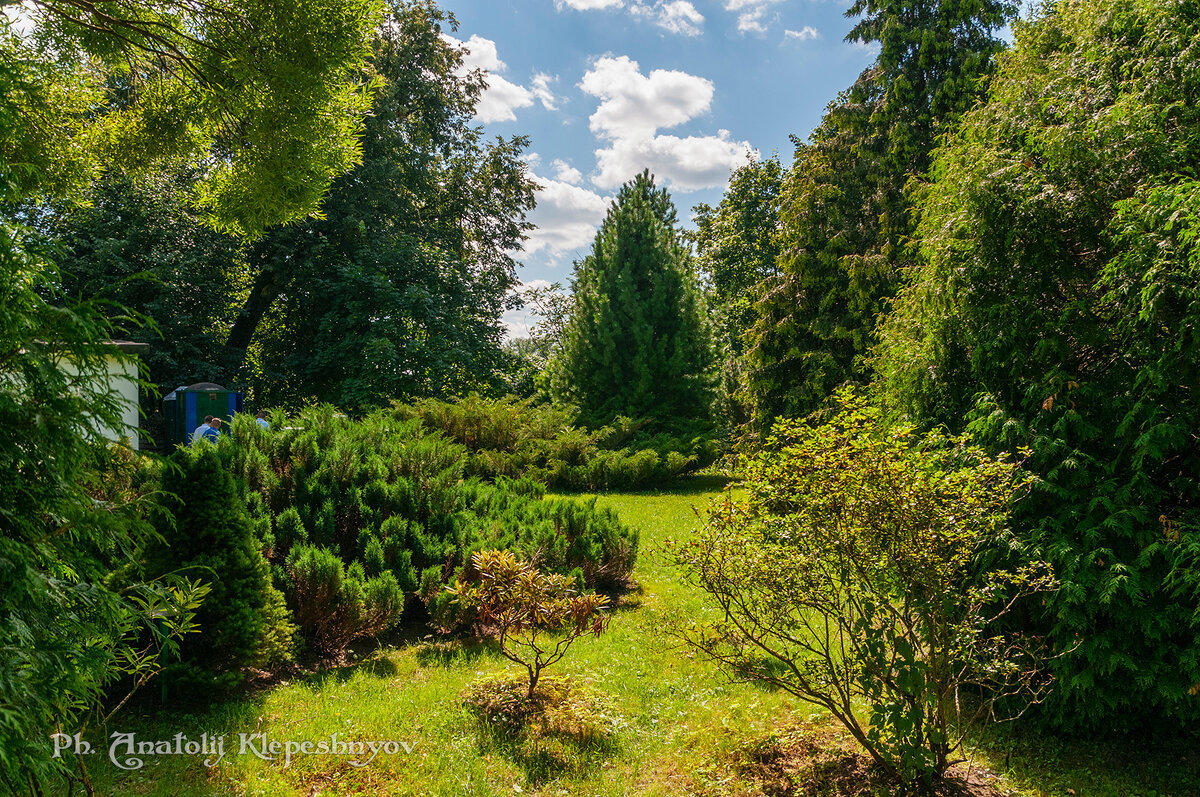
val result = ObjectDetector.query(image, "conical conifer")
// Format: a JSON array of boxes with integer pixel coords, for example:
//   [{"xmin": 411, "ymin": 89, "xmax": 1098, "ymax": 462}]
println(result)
[{"xmin": 551, "ymin": 171, "xmax": 712, "ymax": 428}]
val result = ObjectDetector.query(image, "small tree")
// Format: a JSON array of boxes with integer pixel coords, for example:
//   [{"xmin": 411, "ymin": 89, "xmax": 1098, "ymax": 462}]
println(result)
[
  {"xmin": 143, "ymin": 447, "xmax": 295, "ymax": 690},
  {"xmin": 448, "ymin": 550, "xmax": 609, "ymax": 697},
  {"xmin": 671, "ymin": 392, "xmax": 1053, "ymax": 788}
]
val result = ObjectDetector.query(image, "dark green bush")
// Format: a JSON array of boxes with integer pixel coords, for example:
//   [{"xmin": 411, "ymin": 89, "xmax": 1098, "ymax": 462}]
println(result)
[
  {"xmin": 142, "ymin": 447, "xmax": 295, "ymax": 691},
  {"xmin": 194, "ymin": 407, "xmax": 640, "ymax": 652},
  {"xmin": 285, "ymin": 544, "xmax": 402, "ymax": 661}
]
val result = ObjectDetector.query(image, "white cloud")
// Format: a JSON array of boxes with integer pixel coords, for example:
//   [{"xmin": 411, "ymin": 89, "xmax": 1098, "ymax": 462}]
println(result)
[
  {"xmin": 502, "ymin": 309, "xmax": 536, "ymax": 339},
  {"xmin": 521, "ymin": 176, "xmax": 611, "ymax": 257},
  {"xmin": 552, "ymin": 159, "xmax": 584, "ymax": 185},
  {"xmin": 443, "ymin": 34, "xmax": 564, "ymax": 124},
  {"xmin": 785, "ymin": 26, "xmax": 820, "ymax": 42},
  {"xmin": 557, "ymin": 0, "xmax": 700, "ymax": 36},
  {"xmin": 630, "ymin": 0, "xmax": 705, "ymax": 36},
  {"xmin": 579, "ymin": 57, "xmax": 753, "ymax": 193},
  {"xmin": 555, "ymin": 0, "xmax": 624, "ymax": 9},
  {"xmin": 530, "ymin": 72, "xmax": 560, "ymax": 111},
  {"xmin": 581, "ymin": 56, "xmax": 714, "ymax": 141},
  {"xmin": 850, "ymin": 39, "xmax": 882, "ymax": 58},
  {"xmin": 724, "ymin": 0, "xmax": 782, "ymax": 35},
  {"xmin": 592, "ymin": 131, "xmax": 754, "ymax": 191}
]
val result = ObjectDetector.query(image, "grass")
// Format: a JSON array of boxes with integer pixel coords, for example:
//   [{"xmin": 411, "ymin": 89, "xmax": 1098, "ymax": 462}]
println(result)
[{"xmin": 56, "ymin": 476, "xmax": 1200, "ymax": 796}]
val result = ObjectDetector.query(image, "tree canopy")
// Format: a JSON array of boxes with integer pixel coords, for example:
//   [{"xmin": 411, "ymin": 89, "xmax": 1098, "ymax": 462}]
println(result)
[
  {"xmin": 46, "ymin": 0, "xmax": 538, "ymax": 410},
  {"xmin": 873, "ymin": 0, "xmax": 1200, "ymax": 729},
  {"xmin": 739, "ymin": 0, "xmax": 1015, "ymax": 436},
  {"xmin": 3, "ymin": 0, "xmax": 381, "ymax": 236},
  {"xmin": 1, "ymin": 1, "xmax": 380, "ymax": 789}
]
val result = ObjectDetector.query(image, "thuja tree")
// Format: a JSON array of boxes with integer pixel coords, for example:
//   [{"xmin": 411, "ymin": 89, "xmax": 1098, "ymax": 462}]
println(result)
[
  {"xmin": 0, "ymin": 216, "xmax": 205, "ymax": 792},
  {"xmin": 689, "ymin": 156, "xmax": 783, "ymax": 432},
  {"xmin": 550, "ymin": 170, "xmax": 713, "ymax": 430},
  {"xmin": 672, "ymin": 393, "xmax": 1052, "ymax": 788},
  {"xmin": 873, "ymin": 0, "xmax": 1200, "ymax": 730}
]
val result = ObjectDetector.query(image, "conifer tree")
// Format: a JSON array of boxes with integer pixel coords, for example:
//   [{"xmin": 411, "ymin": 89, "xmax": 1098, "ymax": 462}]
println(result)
[
  {"xmin": 143, "ymin": 447, "xmax": 293, "ymax": 691},
  {"xmin": 741, "ymin": 0, "xmax": 1015, "ymax": 435},
  {"xmin": 551, "ymin": 171, "xmax": 711, "ymax": 429}
]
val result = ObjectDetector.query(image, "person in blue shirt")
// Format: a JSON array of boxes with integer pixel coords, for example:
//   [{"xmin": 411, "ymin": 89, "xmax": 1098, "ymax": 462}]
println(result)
[
  {"xmin": 191, "ymin": 416, "xmax": 221, "ymax": 445},
  {"xmin": 191, "ymin": 415, "xmax": 214, "ymax": 445},
  {"xmin": 202, "ymin": 417, "xmax": 222, "ymax": 442},
  {"xmin": 256, "ymin": 410, "xmax": 270, "ymax": 430}
]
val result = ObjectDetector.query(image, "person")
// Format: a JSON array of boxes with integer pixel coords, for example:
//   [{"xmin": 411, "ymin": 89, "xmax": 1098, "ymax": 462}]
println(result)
[
  {"xmin": 256, "ymin": 410, "xmax": 270, "ymax": 430},
  {"xmin": 191, "ymin": 415, "xmax": 214, "ymax": 445},
  {"xmin": 200, "ymin": 417, "xmax": 222, "ymax": 443}
]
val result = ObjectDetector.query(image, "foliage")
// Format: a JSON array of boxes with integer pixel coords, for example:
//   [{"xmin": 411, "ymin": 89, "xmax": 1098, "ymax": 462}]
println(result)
[
  {"xmin": 140, "ymin": 447, "xmax": 295, "ymax": 690},
  {"xmin": 0, "ymin": 212, "xmax": 205, "ymax": 793},
  {"xmin": 397, "ymin": 394, "xmax": 720, "ymax": 490},
  {"xmin": 449, "ymin": 550, "xmax": 610, "ymax": 697},
  {"xmin": 460, "ymin": 478, "xmax": 638, "ymax": 592},
  {"xmin": 872, "ymin": 0, "xmax": 1200, "ymax": 730},
  {"xmin": 185, "ymin": 408, "xmax": 638, "ymax": 653},
  {"xmin": 740, "ymin": 0, "xmax": 1015, "ymax": 437},
  {"xmin": 285, "ymin": 544, "xmax": 402, "ymax": 661},
  {"xmin": 4, "ymin": 0, "xmax": 381, "ymax": 237},
  {"xmin": 50, "ymin": 170, "xmax": 244, "ymax": 393},
  {"xmin": 0, "ymin": 0, "xmax": 380, "ymax": 788},
  {"xmin": 551, "ymin": 170, "xmax": 713, "ymax": 430},
  {"xmin": 227, "ymin": 0, "xmax": 537, "ymax": 408},
  {"xmin": 672, "ymin": 393, "xmax": 1051, "ymax": 787},
  {"xmin": 689, "ymin": 156, "xmax": 783, "ymax": 433}
]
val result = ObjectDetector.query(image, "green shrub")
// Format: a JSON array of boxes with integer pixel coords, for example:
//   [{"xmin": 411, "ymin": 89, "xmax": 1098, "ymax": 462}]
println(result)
[
  {"xmin": 397, "ymin": 394, "xmax": 719, "ymax": 490},
  {"xmin": 448, "ymin": 550, "xmax": 610, "ymax": 697},
  {"xmin": 285, "ymin": 544, "xmax": 402, "ymax": 661},
  {"xmin": 142, "ymin": 447, "xmax": 295, "ymax": 691},
  {"xmin": 187, "ymin": 408, "xmax": 639, "ymax": 654},
  {"xmin": 673, "ymin": 392, "xmax": 1054, "ymax": 788}
]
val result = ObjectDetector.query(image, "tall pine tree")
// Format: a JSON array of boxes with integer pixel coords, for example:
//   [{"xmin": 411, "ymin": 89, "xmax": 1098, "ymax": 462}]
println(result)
[
  {"xmin": 551, "ymin": 171, "xmax": 711, "ymax": 429},
  {"xmin": 741, "ymin": 0, "xmax": 1015, "ymax": 436}
]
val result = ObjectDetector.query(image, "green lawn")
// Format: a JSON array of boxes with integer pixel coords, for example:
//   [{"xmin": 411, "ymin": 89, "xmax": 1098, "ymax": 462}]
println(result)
[{"xmin": 61, "ymin": 477, "xmax": 1200, "ymax": 796}]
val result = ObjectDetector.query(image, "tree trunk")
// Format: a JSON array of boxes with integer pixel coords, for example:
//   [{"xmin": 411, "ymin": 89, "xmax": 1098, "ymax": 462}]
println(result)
[{"xmin": 225, "ymin": 261, "xmax": 281, "ymax": 360}]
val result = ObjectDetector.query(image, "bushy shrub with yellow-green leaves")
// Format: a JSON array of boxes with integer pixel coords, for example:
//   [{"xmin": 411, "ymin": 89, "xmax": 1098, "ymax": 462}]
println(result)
[
  {"xmin": 448, "ymin": 549, "xmax": 610, "ymax": 698},
  {"xmin": 672, "ymin": 392, "xmax": 1055, "ymax": 789}
]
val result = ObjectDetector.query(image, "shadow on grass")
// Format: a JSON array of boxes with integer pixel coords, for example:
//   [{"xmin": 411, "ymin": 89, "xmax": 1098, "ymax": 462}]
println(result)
[
  {"xmin": 554, "ymin": 472, "xmax": 735, "ymax": 499},
  {"xmin": 972, "ymin": 721, "xmax": 1200, "ymax": 797},
  {"xmin": 463, "ymin": 674, "xmax": 624, "ymax": 788},
  {"xmin": 413, "ymin": 637, "xmax": 493, "ymax": 668},
  {"xmin": 473, "ymin": 722, "xmax": 620, "ymax": 787}
]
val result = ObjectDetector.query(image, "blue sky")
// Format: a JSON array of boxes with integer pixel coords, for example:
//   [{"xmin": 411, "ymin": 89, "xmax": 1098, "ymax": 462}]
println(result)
[{"xmin": 436, "ymin": 0, "xmax": 886, "ymax": 336}]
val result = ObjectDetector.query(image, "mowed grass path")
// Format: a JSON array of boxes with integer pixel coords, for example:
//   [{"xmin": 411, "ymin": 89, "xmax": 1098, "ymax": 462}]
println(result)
[{"xmin": 73, "ymin": 477, "xmax": 808, "ymax": 796}]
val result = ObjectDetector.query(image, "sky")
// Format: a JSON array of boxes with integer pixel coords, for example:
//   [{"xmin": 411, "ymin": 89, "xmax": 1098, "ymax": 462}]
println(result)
[{"xmin": 436, "ymin": 0, "xmax": 887, "ymax": 337}]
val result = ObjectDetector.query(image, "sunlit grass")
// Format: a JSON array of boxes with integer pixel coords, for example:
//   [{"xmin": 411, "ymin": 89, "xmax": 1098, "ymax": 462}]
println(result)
[
  {"xmin": 61, "ymin": 476, "xmax": 1200, "ymax": 796},
  {"xmin": 69, "ymin": 476, "xmax": 807, "ymax": 796}
]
